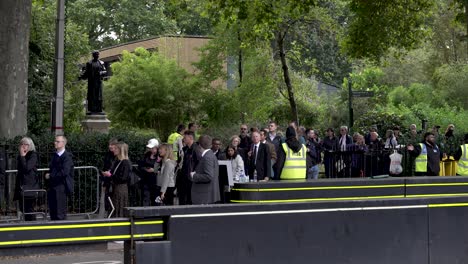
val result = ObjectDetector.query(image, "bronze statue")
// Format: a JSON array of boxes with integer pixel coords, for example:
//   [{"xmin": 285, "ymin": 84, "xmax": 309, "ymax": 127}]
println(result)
[{"xmin": 80, "ymin": 51, "xmax": 107, "ymax": 114}]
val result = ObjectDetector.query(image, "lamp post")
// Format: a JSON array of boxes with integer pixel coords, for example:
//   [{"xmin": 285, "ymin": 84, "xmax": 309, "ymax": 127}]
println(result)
[{"xmin": 51, "ymin": 0, "xmax": 65, "ymax": 135}]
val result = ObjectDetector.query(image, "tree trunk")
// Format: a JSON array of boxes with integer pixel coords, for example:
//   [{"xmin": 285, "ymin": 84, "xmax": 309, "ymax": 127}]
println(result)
[
  {"xmin": 0, "ymin": 0, "xmax": 31, "ymax": 138},
  {"xmin": 276, "ymin": 31, "xmax": 299, "ymax": 125},
  {"xmin": 237, "ymin": 30, "xmax": 243, "ymax": 83}
]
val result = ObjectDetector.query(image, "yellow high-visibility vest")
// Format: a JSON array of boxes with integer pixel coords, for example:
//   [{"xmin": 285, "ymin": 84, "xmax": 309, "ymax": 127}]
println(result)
[
  {"xmin": 167, "ymin": 132, "xmax": 182, "ymax": 156},
  {"xmin": 458, "ymin": 144, "xmax": 468, "ymax": 176},
  {"xmin": 280, "ymin": 143, "xmax": 307, "ymax": 180},
  {"xmin": 415, "ymin": 143, "xmax": 427, "ymax": 173}
]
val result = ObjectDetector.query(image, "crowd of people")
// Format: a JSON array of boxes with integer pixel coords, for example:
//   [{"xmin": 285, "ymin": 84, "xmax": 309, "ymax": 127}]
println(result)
[{"xmin": 1, "ymin": 121, "xmax": 467, "ymax": 220}]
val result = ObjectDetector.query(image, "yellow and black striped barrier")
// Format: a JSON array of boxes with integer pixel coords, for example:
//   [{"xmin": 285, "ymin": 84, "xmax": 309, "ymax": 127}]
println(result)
[
  {"xmin": 0, "ymin": 218, "xmax": 164, "ymax": 248},
  {"xmin": 230, "ymin": 176, "xmax": 468, "ymax": 203}
]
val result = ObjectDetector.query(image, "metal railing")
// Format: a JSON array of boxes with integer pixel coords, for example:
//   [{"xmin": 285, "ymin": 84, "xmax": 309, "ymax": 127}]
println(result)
[{"xmin": 2, "ymin": 166, "xmax": 100, "ymax": 221}]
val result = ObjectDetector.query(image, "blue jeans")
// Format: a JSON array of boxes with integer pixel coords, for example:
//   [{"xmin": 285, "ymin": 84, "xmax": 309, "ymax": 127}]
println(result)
[{"xmin": 307, "ymin": 165, "xmax": 320, "ymax": 180}]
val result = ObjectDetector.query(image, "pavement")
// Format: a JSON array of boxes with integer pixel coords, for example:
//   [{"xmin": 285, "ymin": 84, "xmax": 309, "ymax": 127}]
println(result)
[{"xmin": 0, "ymin": 242, "xmax": 124, "ymax": 264}]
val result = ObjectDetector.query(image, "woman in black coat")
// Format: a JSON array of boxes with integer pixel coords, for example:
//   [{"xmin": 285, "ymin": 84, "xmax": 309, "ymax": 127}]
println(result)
[
  {"xmin": 14, "ymin": 137, "xmax": 39, "ymax": 221},
  {"xmin": 103, "ymin": 142, "xmax": 130, "ymax": 217}
]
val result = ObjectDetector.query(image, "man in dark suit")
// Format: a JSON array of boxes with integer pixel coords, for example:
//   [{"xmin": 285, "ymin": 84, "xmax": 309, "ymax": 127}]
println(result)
[
  {"xmin": 239, "ymin": 124, "xmax": 252, "ymax": 150},
  {"xmin": 337, "ymin": 126, "xmax": 353, "ymax": 178},
  {"xmin": 177, "ymin": 131, "xmax": 200, "ymax": 205},
  {"xmin": 46, "ymin": 135, "xmax": 74, "ymax": 220},
  {"xmin": 211, "ymin": 138, "xmax": 226, "ymax": 160},
  {"xmin": 191, "ymin": 135, "xmax": 220, "ymax": 205},
  {"xmin": 248, "ymin": 131, "xmax": 271, "ymax": 181}
]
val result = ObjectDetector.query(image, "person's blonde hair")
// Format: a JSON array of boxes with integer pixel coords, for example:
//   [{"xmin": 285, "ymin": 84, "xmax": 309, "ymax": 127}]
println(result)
[
  {"xmin": 117, "ymin": 142, "xmax": 129, "ymax": 160},
  {"xmin": 159, "ymin": 143, "xmax": 175, "ymax": 161}
]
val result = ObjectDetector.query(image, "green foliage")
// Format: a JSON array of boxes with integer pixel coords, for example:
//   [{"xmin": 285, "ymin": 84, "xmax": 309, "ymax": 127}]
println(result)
[
  {"xmin": 344, "ymin": 0, "xmax": 434, "ymax": 60},
  {"xmin": 433, "ymin": 63, "xmax": 468, "ymax": 109},
  {"xmin": 388, "ymin": 83, "xmax": 434, "ymax": 107},
  {"xmin": 28, "ymin": 0, "xmax": 89, "ymax": 135},
  {"xmin": 354, "ymin": 108, "xmax": 406, "ymax": 135},
  {"xmin": 105, "ymin": 48, "xmax": 202, "ymax": 139},
  {"xmin": 67, "ymin": 0, "xmax": 178, "ymax": 48},
  {"xmin": 164, "ymin": 0, "xmax": 213, "ymax": 35}
]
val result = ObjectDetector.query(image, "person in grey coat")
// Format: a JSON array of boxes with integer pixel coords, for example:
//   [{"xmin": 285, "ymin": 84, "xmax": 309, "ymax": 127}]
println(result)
[
  {"xmin": 157, "ymin": 144, "xmax": 177, "ymax": 205},
  {"xmin": 191, "ymin": 135, "xmax": 220, "ymax": 205}
]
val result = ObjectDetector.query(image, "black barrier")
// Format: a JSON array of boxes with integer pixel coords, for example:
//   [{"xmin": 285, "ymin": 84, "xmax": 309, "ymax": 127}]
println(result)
[
  {"xmin": 231, "ymin": 176, "xmax": 468, "ymax": 203},
  {"xmin": 125, "ymin": 196, "xmax": 468, "ymax": 264},
  {"xmin": 231, "ymin": 178, "xmax": 406, "ymax": 203},
  {"xmin": 428, "ymin": 204, "xmax": 468, "ymax": 264},
  {"xmin": 0, "ymin": 217, "xmax": 164, "ymax": 252}
]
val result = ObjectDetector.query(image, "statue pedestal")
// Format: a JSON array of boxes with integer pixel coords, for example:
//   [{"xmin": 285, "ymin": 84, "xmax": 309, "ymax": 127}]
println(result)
[{"xmin": 81, "ymin": 114, "xmax": 111, "ymax": 133}]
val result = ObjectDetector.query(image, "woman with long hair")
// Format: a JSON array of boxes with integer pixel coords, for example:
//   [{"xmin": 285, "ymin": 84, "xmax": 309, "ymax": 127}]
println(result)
[
  {"xmin": 157, "ymin": 144, "xmax": 177, "ymax": 205},
  {"xmin": 105, "ymin": 142, "xmax": 130, "ymax": 217},
  {"xmin": 225, "ymin": 145, "xmax": 245, "ymax": 182},
  {"xmin": 14, "ymin": 137, "xmax": 39, "ymax": 221}
]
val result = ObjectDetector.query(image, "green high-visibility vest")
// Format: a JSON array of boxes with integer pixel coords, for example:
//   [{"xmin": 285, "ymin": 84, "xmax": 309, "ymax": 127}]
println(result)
[
  {"xmin": 458, "ymin": 144, "xmax": 468, "ymax": 176},
  {"xmin": 280, "ymin": 143, "xmax": 307, "ymax": 180},
  {"xmin": 415, "ymin": 143, "xmax": 428, "ymax": 173}
]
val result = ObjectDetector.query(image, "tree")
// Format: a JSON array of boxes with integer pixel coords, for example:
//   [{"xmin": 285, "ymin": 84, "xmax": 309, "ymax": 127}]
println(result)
[
  {"xmin": 67, "ymin": 0, "xmax": 178, "ymax": 49},
  {"xmin": 28, "ymin": 0, "xmax": 89, "ymax": 134},
  {"xmin": 433, "ymin": 63, "xmax": 468, "ymax": 109},
  {"xmin": 0, "ymin": 0, "xmax": 31, "ymax": 138},
  {"xmin": 204, "ymin": 0, "xmax": 317, "ymax": 125},
  {"xmin": 105, "ymin": 48, "xmax": 202, "ymax": 138},
  {"xmin": 344, "ymin": 0, "xmax": 434, "ymax": 60}
]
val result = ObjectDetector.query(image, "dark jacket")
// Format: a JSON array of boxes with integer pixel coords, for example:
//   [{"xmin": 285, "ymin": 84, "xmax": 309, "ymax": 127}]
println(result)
[
  {"xmin": 322, "ymin": 136, "xmax": 338, "ymax": 153},
  {"xmin": 239, "ymin": 134, "xmax": 252, "ymax": 150},
  {"xmin": 49, "ymin": 150, "xmax": 74, "ymax": 194},
  {"xmin": 266, "ymin": 134, "xmax": 282, "ymax": 158},
  {"xmin": 213, "ymin": 150, "xmax": 226, "ymax": 160},
  {"xmin": 306, "ymin": 139, "xmax": 321, "ymax": 167},
  {"xmin": 138, "ymin": 152, "xmax": 159, "ymax": 185},
  {"xmin": 111, "ymin": 159, "xmax": 131, "ymax": 185},
  {"xmin": 103, "ymin": 151, "xmax": 115, "ymax": 172},
  {"xmin": 14, "ymin": 151, "xmax": 39, "ymax": 200},
  {"xmin": 337, "ymin": 135, "xmax": 353, "ymax": 151},
  {"xmin": 179, "ymin": 144, "xmax": 201, "ymax": 182},
  {"xmin": 248, "ymin": 143, "xmax": 271, "ymax": 180},
  {"xmin": 409, "ymin": 142, "xmax": 442, "ymax": 175}
]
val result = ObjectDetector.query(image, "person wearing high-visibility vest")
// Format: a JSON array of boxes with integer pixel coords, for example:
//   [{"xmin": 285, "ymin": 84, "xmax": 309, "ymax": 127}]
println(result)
[
  {"xmin": 167, "ymin": 124, "xmax": 185, "ymax": 159},
  {"xmin": 407, "ymin": 132, "xmax": 444, "ymax": 176},
  {"xmin": 454, "ymin": 134, "xmax": 468, "ymax": 176},
  {"xmin": 275, "ymin": 126, "xmax": 307, "ymax": 180}
]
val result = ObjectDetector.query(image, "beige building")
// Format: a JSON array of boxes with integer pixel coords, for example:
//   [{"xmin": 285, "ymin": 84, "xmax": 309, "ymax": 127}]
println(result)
[{"xmin": 98, "ymin": 35, "xmax": 211, "ymax": 75}]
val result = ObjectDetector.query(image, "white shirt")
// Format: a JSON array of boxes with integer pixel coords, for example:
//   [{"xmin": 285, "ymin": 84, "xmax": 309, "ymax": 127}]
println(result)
[
  {"xmin": 56, "ymin": 148, "xmax": 65, "ymax": 157},
  {"xmin": 201, "ymin": 149, "xmax": 210, "ymax": 158},
  {"xmin": 269, "ymin": 133, "xmax": 276, "ymax": 142},
  {"xmin": 340, "ymin": 136, "xmax": 347, "ymax": 151},
  {"xmin": 252, "ymin": 143, "xmax": 260, "ymax": 163}
]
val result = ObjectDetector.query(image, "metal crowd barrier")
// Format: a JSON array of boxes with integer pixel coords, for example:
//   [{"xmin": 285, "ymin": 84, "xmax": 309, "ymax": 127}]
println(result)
[
  {"xmin": 322, "ymin": 148, "xmax": 414, "ymax": 178},
  {"xmin": 2, "ymin": 166, "xmax": 100, "ymax": 221}
]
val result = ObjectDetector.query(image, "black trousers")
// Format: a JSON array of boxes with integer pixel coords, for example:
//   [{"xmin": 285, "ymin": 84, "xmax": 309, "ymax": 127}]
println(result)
[
  {"xmin": 163, "ymin": 187, "xmax": 176, "ymax": 205},
  {"xmin": 141, "ymin": 183, "xmax": 158, "ymax": 206},
  {"xmin": 21, "ymin": 196, "xmax": 36, "ymax": 221},
  {"xmin": 177, "ymin": 178, "xmax": 192, "ymax": 205},
  {"xmin": 48, "ymin": 184, "xmax": 67, "ymax": 220}
]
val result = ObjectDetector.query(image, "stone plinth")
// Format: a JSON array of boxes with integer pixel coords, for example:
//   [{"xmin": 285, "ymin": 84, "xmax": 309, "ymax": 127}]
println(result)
[{"xmin": 81, "ymin": 114, "xmax": 111, "ymax": 133}]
